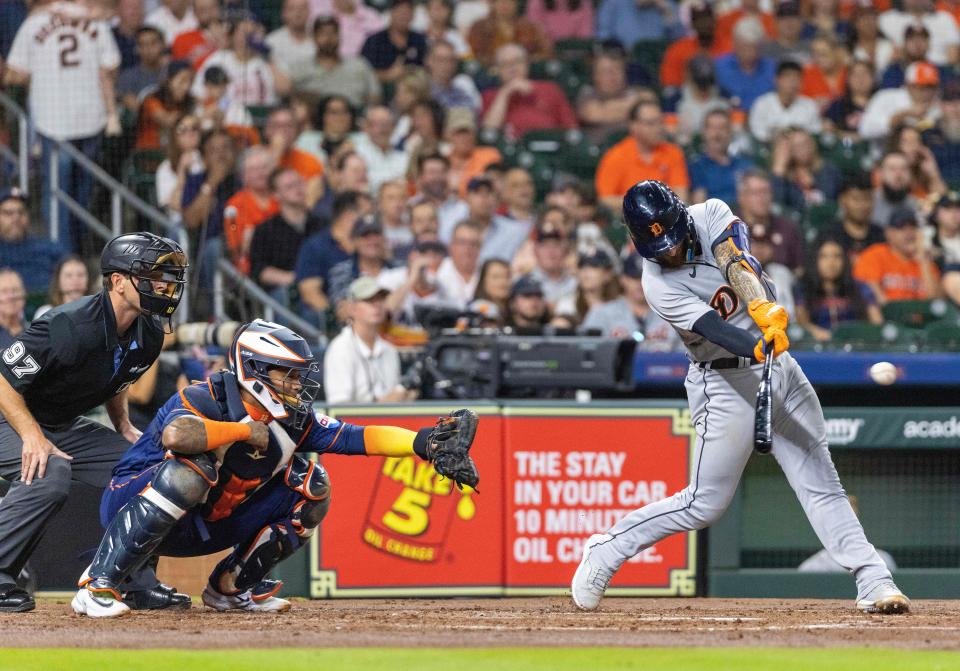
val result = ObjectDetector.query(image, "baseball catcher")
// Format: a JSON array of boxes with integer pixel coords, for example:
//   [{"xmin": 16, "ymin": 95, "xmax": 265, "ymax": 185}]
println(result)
[{"xmin": 72, "ymin": 319, "xmax": 479, "ymax": 617}]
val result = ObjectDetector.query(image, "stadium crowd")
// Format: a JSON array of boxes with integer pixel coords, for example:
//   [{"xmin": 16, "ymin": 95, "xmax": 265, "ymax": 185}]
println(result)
[{"xmin": 2, "ymin": 0, "xmax": 960, "ymax": 402}]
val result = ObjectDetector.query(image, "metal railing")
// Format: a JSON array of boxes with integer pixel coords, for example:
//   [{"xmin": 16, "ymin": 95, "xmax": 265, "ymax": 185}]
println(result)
[{"xmin": 0, "ymin": 89, "xmax": 321, "ymax": 342}]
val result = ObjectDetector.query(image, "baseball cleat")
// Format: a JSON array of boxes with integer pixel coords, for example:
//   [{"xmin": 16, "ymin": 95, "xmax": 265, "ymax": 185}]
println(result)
[
  {"xmin": 124, "ymin": 583, "xmax": 192, "ymax": 611},
  {"xmin": 72, "ymin": 585, "xmax": 131, "ymax": 618},
  {"xmin": 856, "ymin": 582, "xmax": 911, "ymax": 614},
  {"xmin": 0, "ymin": 583, "xmax": 35, "ymax": 613},
  {"xmin": 571, "ymin": 534, "xmax": 615, "ymax": 611},
  {"xmin": 202, "ymin": 581, "xmax": 291, "ymax": 613}
]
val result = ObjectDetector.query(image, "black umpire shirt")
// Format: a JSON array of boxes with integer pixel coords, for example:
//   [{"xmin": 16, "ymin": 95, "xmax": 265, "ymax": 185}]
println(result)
[{"xmin": 0, "ymin": 289, "xmax": 164, "ymax": 428}]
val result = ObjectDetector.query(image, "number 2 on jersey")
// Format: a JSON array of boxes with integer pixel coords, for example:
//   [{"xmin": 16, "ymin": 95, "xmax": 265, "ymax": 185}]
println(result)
[
  {"xmin": 59, "ymin": 33, "xmax": 80, "ymax": 68},
  {"xmin": 2, "ymin": 341, "xmax": 40, "ymax": 378}
]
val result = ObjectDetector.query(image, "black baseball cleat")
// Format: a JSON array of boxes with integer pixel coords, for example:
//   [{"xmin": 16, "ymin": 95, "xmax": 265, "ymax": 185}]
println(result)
[
  {"xmin": 0, "ymin": 583, "xmax": 36, "ymax": 612},
  {"xmin": 123, "ymin": 583, "xmax": 191, "ymax": 611}
]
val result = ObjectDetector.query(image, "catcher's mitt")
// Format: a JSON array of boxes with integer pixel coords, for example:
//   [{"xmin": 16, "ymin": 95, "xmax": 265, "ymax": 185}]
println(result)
[{"xmin": 413, "ymin": 409, "xmax": 480, "ymax": 491}]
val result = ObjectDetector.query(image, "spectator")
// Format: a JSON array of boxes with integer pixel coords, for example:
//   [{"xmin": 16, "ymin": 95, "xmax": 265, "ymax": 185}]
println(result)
[
  {"xmin": 0, "ymin": 269, "xmax": 26, "ymax": 348},
  {"xmin": 524, "ymin": 209, "xmax": 577, "ymax": 309},
  {"xmin": 595, "ymin": 0, "xmax": 681, "ymax": 51},
  {"xmin": 879, "ymin": 0, "xmax": 960, "ymax": 66},
  {"xmin": 389, "ymin": 68, "xmax": 432, "ymax": 147},
  {"xmin": 391, "ymin": 199, "xmax": 441, "ymax": 262},
  {"xmin": 427, "ymin": 40, "xmax": 481, "ymax": 112},
  {"xmin": 890, "ymin": 124, "xmax": 947, "ymax": 201},
  {"xmin": 249, "ymin": 167, "xmax": 324, "ymax": 305},
  {"xmin": 353, "ymin": 106, "xmax": 410, "ymax": 194},
  {"xmin": 194, "ymin": 16, "xmax": 281, "ymax": 107},
  {"xmin": 501, "ymin": 167, "xmax": 536, "ymax": 230},
  {"xmin": 135, "ymin": 60, "xmax": 195, "ymax": 150},
  {"xmin": 872, "ymin": 151, "xmax": 920, "ymax": 229},
  {"xmin": 577, "ymin": 45, "xmax": 651, "ymax": 145},
  {"xmin": 879, "ymin": 23, "xmax": 931, "ymax": 90},
  {"xmin": 113, "ymin": 0, "xmax": 145, "ymax": 70},
  {"xmin": 481, "ymin": 44, "xmax": 576, "ymax": 141},
  {"xmin": 327, "ymin": 216, "xmax": 392, "ymax": 312},
  {"xmin": 420, "ymin": 0, "xmax": 470, "ymax": 56},
  {"xmin": 323, "ymin": 276, "xmax": 416, "ymax": 403},
  {"xmin": 434, "ymin": 220, "xmax": 482, "ymax": 309},
  {"xmin": 801, "ymin": 33, "xmax": 847, "ymax": 109},
  {"xmin": 181, "ymin": 129, "xmax": 239, "ymax": 241},
  {"xmin": 714, "ymin": 0, "xmax": 776, "ymax": 54},
  {"xmin": 929, "ymin": 191, "xmax": 960, "ymax": 304},
  {"xmin": 473, "ymin": 258, "xmax": 512, "ymax": 319},
  {"xmin": 761, "ymin": 0, "xmax": 809, "ymax": 66},
  {"xmin": 675, "ymin": 54, "xmax": 728, "ymax": 146},
  {"xmin": 823, "ymin": 175, "xmax": 885, "ymax": 264},
  {"xmin": 715, "ymin": 17, "xmax": 777, "ymax": 112},
  {"xmin": 747, "ymin": 220, "xmax": 796, "ymax": 318},
  {"xmin": 802, "ymin": 0, "xmax": 850, "ymax": 42},
  {"xmin": 469, "ymin": 0, "xmax": 553, "ymax": 67},
  {"xmin": 661, "ymin": 2, "xmax": 723, "ymax": 90},
  {"xmin": 450, "ymin": 177, "xmax": 530, "ymax": 263},
  {"xmin": 446, "ymin": 108, "xmax": 501, "ymax": 198},
  {"xmin": 362, "ymin": 0, "xmax": 428, "ymax": 83},
  {"xmin": 296, "ymin": 191, "xmax": 365, "ymax": 318},
  {"xmin": 381, "ymin": 238, "xmax": 450, "ymax": 322},
  {"xmin": 412, "ymin": 153, "xmax": 468, "ymax": 234},
  {"xmin": 145, "ymin": 0, "xmax": 198, "ymax": 45},
  {"xmin": 0, "ymin": 190, "xmax": 64, "ymax": 295},
  {"xmin": 922, "ymin": 80, "xmax": 960, "ymax": 186},
  {"xmin": 223, "ymin": 146, "xmax": 280, "ymax": 274},
  {"xmin": 118, "ymin": 27, "xmax": 168, "ymax": 115},
  {"xmin": 156, "ymin": 113, "xmax": 204, "ymax": 213},
  {"xmin": 796, "ymin": 236, "xmax": 882, "ymax": 341},
  {"xmin": 192, "ymin": 65, "xmax": 259, "ymax": 145},
  {"xmin": 861, "ymin": 62, "xmax": 942, "ymax": 142},
  {"xmin": 824, "ymin": 59, "xmax": 876, "ymax": 141},
  {"xmin": 524, "ymin": 0, "xmax": 593, "ymax": 41},
  {"xmin": 33, "ymin": 255, "xmax": 90, "ymax": 320},
  {"xmin": 749, "ymin": 60, "xmax": 821, "ymax": 143},
  {"xmin": 265, "ymin": 106, "xmax": 326, "ymax": 207},
  {"xmin": 309, "ymin": 0, "xmax": 385, "ymax": 58},
  {"xmin": 295, "ymin": 94, "xmax": 357, "ymax": 166},
  {"xmin": 770, "ymin": 127, "xmax": 842, "ymax": 213},
  {"xmin": 854, "ymin": 207, "xmax": 942, "ymax": 304},
  {"xmin": 4, "ymin": 0, "xmax": 120, "ymax": 252},
  {"xmin": 595, "ymin": 99, "xmax": 689, "ymax": 211},
  {"xmin": 736, "ymin": 170, "xmax": 804, "ymax": 272},
  {"xmin": 848, "ymin": 2, "xmax": 894, "ymax": 74},
  {"xmin": 267, "ymin": 0, "xmax": 316, "ymax": 74},
  {"xmin": 377, "ymin": 180, "xmax": 413, "ymax": 257},
  {"xmin": 506, "ymin": 275, "xmax": 551, "ymax": 334},
  {"xmin": 402, "ymin": 100, "xmax": 445, "ymax": 164},
  {"xmin": 690, "ymin": 109, "xmax": 754, "ymax": 205},
  {"xmin": 580, "ymin": 253, "xmax": 679, "ymax": 350},
  {"xmin": 555, "ymin": 248, "xmax": 620, "ymax": 324},
  {"xmin": 171, "ymin": 0, "xmax": 225, "ymax": 70}
]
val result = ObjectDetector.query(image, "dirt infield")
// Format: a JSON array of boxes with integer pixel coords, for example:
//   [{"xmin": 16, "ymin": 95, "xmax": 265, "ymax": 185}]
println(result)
[{"xmin": 1, "ymin": 598, "xmax": 958, "ymax": 650}]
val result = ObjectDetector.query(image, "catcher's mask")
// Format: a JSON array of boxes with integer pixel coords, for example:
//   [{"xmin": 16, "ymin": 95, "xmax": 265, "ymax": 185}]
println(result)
[{"xmin": 229, "ymin": 319, "xmax": 321, "ymax": 429}]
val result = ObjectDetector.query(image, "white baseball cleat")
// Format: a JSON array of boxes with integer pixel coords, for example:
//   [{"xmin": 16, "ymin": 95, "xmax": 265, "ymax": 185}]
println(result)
[
  {"xmin": 856, "ymin": 582, "xmax": 911, "ymax": 614},
  {"xmin": 201, "ymin": 583, "xmax": 291, "ymax": 613},
  {"xmin": 571, "ymin": 534, "xmax": 615, "ymax": 611},
  {"xmin": 71, "ymin": 586, "xmax": 132, "ymax": 618}
]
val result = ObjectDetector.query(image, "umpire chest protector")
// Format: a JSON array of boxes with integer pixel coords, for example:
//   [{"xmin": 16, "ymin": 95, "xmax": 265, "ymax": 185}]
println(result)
[{"xmin": 0, "ymin": 289, "xmax": 164, "ymax": 428}]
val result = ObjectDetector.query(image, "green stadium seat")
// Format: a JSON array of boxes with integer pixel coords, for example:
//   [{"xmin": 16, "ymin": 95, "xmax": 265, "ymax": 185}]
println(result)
[
  {"xmin": 519, "ymin": 129, "xmax": 602, "ymax": 181},
  {"xmin": 515, "ymin": 151, "xmax": 555, "ymax": 200},
  {"xmin": 123, "ymin": 149, "xmax": 165, "ymax": 207},
  {"xmin": 882, "ymin": 299, "xmax": 959, "ymax": 328},
  {"xmin": 554, "ymin": 39, "xmax": 596, "ymax": 70},
  {"xmin": 602, "ymin": 128, "xmax": 628, "ymax": 152},
  {"xmin": 631, "ymin": 39, "xmax": 672, "ymax": 80},
  {"xmin": 817, "ymin": 136, "xmax": 870, "ymax": 177},
  {"xmin": 802, "ymin": 201, "xmax": 839, "ymax": 242},
  {"xmin": 830, "ymin": 321, "xmax": 925, "ymax": 350},
  {"xmin": 529, "ymin": 59, "xmax": 585, "ymax": 103},
  {"xmin": 924, "ymin": 319, "xmax": 960, "ymax": 349}
]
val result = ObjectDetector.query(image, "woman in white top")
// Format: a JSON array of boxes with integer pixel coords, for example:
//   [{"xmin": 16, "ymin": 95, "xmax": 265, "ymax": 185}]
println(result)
[
  {"xmin": 33, "ymin": 255, "xmax": 90, "ymax": 320},
  {"xmin": 194, "ymin": 17, "xmax": 283, "ymax": 106},
  {"xmin": 155, "ymin": 113, "xmax": 205, "ymax": 212}
]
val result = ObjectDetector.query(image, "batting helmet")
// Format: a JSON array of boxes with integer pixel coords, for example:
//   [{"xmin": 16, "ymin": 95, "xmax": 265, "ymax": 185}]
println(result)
[
  {"xmin": 101, "ymin": 231, "xmax": 188, "ymax": 321},
  {"xmin": 623, "ymin": 181, "xmax": 694, "ymax": 259}
]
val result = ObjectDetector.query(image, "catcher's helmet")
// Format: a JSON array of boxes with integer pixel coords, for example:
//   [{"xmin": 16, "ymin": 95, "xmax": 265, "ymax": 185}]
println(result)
[
  {"xmin": 101, "ymin": 232, "xmax": 188, "ymax": 321},
  {"xmin": 229, "ymin": 319, "xmax": 321, "ymax": 428},
  {"xmin": 623, "ymin": 180, "xmax": 694, "ymax": 259}
]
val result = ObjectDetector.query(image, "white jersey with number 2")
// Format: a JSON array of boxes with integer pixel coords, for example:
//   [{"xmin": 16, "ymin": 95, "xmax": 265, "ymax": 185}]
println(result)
[
  {"xmin": 641, "ymin": 198, "xmax": 776, "ymax": 362},
  {"xmin": 6, "ymin": 2, "xmax": 120, "ymax": 140}
]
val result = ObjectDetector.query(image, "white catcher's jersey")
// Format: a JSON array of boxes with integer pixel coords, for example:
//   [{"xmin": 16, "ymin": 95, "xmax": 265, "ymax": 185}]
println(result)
[
  {"xmin": 6, "ymin": 2, "xmax": 120, "ymax": 140},
  {"xmin": 642, "ymin": 199, "xmax": 776, "ymax": 362}
]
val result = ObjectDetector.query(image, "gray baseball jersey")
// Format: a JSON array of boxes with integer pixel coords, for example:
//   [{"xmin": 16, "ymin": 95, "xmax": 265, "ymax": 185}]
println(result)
[{"xmin": 641, "ymin": 199, "xmax": 775, "ymax": 361}]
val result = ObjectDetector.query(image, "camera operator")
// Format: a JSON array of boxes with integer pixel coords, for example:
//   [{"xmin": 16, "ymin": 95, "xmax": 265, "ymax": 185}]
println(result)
[{"xmin": 323, "ymin": 277, "xmax": 418, "ymax": 403}]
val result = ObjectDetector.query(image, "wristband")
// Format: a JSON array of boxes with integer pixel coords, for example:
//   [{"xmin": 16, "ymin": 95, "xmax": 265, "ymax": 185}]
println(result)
[
  {"xmin": 200, "ymin": 418, "xmax": 252, "ymax": 450},
  {"xmin": 413, "ymin": 428, "xmax": 434, "ymax": 460}
]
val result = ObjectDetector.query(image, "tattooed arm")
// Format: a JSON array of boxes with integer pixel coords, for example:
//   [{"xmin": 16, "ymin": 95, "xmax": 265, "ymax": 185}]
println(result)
[
  {"xmin": 712, "ymin": 237, "xmax": 768, "ymax": 305},
  {"xmin": 162, "ymin": 416, "xmax": 270, "ymax": 455}
]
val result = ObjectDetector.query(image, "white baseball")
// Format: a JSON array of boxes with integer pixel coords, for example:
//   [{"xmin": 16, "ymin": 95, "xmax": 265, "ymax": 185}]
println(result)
[{"xmin": 869, "ymin": 362, "xmax": 898, "ymax": 386}]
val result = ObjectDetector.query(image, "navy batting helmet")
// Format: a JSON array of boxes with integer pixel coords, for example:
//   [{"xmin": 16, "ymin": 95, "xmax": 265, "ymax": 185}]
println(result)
[{"xmin": 623, "ymin": 181, "xmax": 693, "ymax": 259}]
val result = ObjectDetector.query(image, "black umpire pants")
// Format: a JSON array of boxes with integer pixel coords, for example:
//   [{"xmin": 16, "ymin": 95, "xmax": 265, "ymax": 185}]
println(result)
[{"xmin": 0, "ymin": 417, "xmax": 131, "ymax": 585}]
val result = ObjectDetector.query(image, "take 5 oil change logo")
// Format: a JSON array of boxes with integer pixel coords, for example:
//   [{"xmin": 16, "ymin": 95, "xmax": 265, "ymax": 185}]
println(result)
[{"xmin": 362, "ymin": 455, "xmax": 476, "ymax": 562}]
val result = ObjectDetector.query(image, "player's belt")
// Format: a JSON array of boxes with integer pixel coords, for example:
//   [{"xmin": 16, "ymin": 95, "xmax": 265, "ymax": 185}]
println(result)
[{"xmin": 696, "ymin": 356, "xmax": 756, "ymax": 370}]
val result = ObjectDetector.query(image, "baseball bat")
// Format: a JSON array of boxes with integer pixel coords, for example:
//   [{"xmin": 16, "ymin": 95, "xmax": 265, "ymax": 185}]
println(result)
[{"xmin": 754, "ymin": 344, "xmax": 774, "ymax": 455}]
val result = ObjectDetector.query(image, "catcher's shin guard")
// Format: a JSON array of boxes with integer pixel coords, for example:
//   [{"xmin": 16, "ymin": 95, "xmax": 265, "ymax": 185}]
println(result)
[{"xmin": 85, "ymin": 454, "xmax": 217, "ymax": 588}]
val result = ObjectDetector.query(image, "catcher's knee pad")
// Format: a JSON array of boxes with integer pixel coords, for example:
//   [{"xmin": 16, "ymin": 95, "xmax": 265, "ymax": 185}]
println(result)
[
  {"xmin": 211, "ymin": 519, "xmax": 306, "ymax": 593},
  {"xmin": 154, "ymin": 451, "xmax": 218, "ymax": 512},
  {"xmin": 285, "ymin": 456, "xmax": 330, "ymax": 536}
]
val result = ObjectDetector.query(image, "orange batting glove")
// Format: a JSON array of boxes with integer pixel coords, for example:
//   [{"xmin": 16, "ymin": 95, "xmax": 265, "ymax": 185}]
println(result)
[
  {"xmin": 754, "ymin": 328, "xmax": 790, "ymax": 362},
  {"xmin": 748, "ymin": 299, "xmax": 789, "ymax": 331}
]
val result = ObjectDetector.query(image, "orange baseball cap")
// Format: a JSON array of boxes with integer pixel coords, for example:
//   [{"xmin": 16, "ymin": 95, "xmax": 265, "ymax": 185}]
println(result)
[{"xmin": 905, "ymin": 61, "xmax": 940, "ymax": 87}]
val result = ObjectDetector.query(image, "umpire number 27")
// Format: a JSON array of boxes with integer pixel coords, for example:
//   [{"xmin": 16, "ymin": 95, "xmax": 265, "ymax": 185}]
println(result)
[{"xmin": 2, "ymin": 342, "xmax": 39, "ymax": 378}]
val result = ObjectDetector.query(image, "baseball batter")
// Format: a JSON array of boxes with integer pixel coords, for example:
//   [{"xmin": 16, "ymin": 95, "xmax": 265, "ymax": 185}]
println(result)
[{"xmin": 571, "ymin": 181, "xmax": 910, "ymax": 614}]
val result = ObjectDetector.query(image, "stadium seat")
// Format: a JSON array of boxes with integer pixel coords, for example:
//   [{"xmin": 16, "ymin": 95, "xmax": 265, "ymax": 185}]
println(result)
[
  {"xmin": 883, "ymin": 299, "xmax": 959, "ymax": 328},
  {"xmin": 123, "ymin": 149, "xmax": 165, "ymax": 207},
  {"xmin": 924, "ymin": 319, "xmax": 960, "ymax": 349},
  {"xmin": 817, "ymin": 136, "xmax": 870, "ymax": 177},
  {"xmin": 830, "ymin": 321, "xmax": 925, "ymax": 350},
  {"xmin": 554, "ymin": 39, "xmax": 596, "ymax": 69},
  {"xmin": 803, "ymin": 201, "xmax": 839, "ymax": 242},
  {"xmin": 520, "ymin": 129, "xmax": 602, "ymax": 182},
  {"xmin": 246, "ymin": 105, "xmax": 274, "ymax": 134},
  {"xmin": 515, "ymin": 150, "xmax": 556, "ymax": 200},
  {"xmin": 631, "ymin": 39, "xmax": 672, "ymax": 82},
  {"xmin": 529, "ymin": 59, "xmax": 585, "ymax": 103}
]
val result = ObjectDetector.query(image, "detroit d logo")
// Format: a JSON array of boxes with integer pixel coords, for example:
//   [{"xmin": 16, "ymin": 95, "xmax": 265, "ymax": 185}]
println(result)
[{"xmin": 649, "ymin": 222, "xmax": 665, "ymax": 236}]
